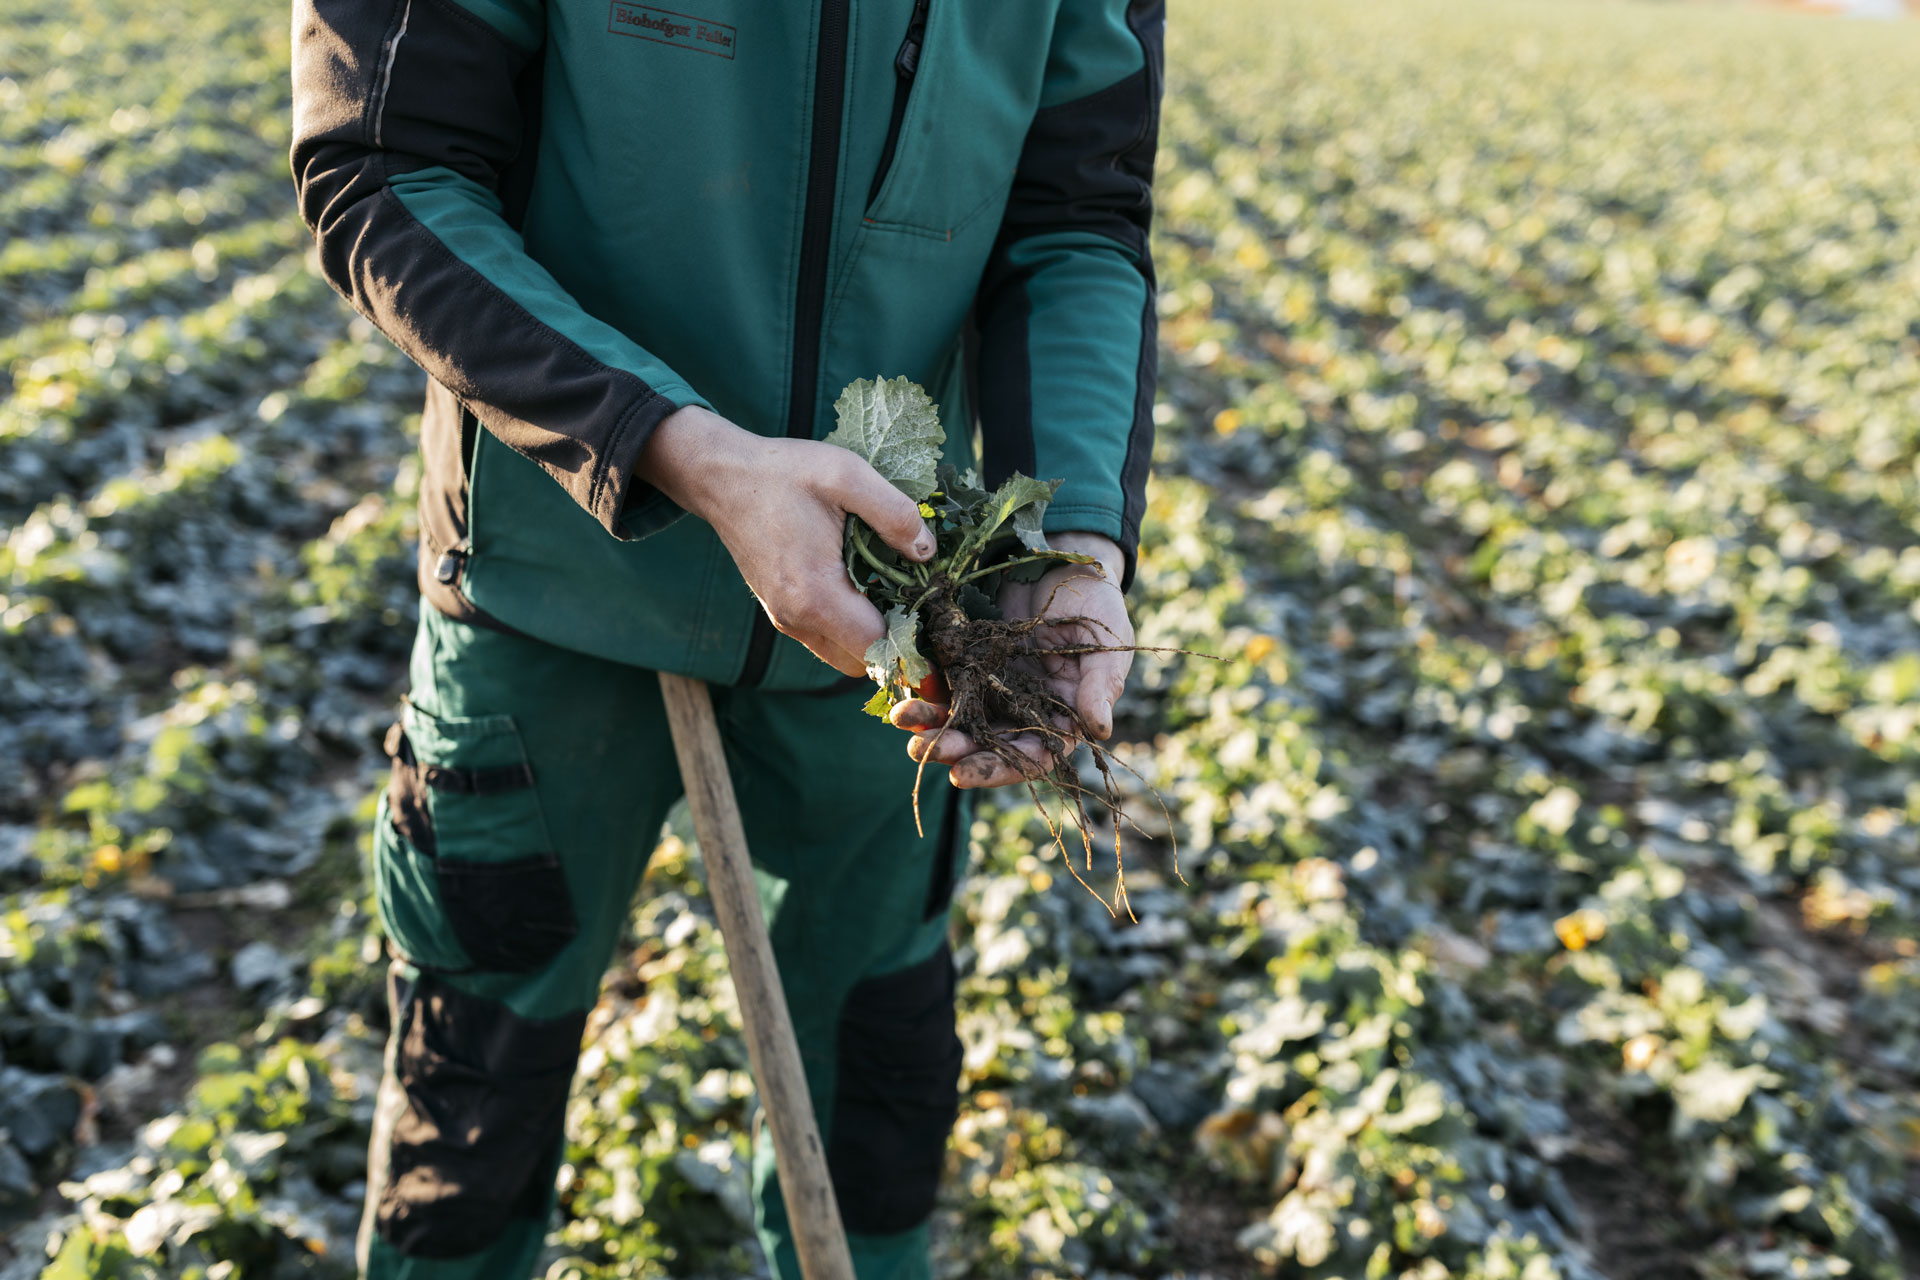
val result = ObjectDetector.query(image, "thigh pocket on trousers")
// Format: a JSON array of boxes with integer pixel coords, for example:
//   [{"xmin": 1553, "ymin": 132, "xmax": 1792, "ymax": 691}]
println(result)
[{"xmin": 373, "ymin": 701, "xmax": 576, "ymax": 974}]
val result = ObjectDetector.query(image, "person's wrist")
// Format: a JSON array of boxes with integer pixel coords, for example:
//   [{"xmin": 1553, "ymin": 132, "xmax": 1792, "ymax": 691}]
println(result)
[
  {"xmin": 635, "ymin": 404, "xmax": 754, "ymax": 521},
  {"xmin": 1046, "ymin": 531, "xmax": 1125, "ymax": 584}
]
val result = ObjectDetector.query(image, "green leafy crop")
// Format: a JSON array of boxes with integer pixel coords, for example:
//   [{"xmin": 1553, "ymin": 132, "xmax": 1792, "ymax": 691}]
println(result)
[{"xmin": 824, "ymin": 376, "xmax": 1094, "ymax": 717}]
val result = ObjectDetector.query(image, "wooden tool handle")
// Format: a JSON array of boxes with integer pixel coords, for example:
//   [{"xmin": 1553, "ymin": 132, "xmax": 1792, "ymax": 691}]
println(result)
[{"xmin": 656, "ymin": 672, "xmax": 855, "ymax": 1280}]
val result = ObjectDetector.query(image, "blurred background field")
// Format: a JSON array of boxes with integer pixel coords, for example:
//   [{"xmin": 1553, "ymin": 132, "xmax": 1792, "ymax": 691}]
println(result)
[{"xmin": 2, "ymin": 0, "xmax": 1918, "ymax": 1277}]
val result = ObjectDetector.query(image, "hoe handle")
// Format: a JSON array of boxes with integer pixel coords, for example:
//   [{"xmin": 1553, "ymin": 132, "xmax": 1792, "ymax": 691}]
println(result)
[{"xmin": 656, "ymin": 672, "xmax": 855, "ymax": 1280}]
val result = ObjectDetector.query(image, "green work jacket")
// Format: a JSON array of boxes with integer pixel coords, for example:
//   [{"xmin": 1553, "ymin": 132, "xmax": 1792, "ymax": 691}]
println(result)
[{"xmin": 291, "ymin": 0, "xmax": 1163, "ymax": 689}]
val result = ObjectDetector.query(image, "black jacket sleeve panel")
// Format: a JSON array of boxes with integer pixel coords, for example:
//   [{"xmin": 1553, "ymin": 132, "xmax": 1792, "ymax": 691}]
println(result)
[
  {"xmin": 973, "ymin": 0, "xmax": 1164, "ymax": 591},
  {"xmin": 290, "ymin": 0, "xmax": 702, "ymax": 539}
]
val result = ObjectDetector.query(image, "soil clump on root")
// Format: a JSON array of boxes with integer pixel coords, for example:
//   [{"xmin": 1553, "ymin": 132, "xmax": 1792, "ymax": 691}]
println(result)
[{"xmin": 913, "ymin": 576, "xmax": 1171, "ymax": 921}]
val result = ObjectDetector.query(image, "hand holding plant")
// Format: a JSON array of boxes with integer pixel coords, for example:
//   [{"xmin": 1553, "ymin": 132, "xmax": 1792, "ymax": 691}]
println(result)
[{"xmin": 828, "ymin": 376, "xmax": 1181, "ymax": 917}]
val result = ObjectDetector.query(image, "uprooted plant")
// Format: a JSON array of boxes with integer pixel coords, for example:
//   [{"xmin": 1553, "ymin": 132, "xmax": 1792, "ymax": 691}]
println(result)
[{"xmin": 827, "ymin": 376, "xmax": 1193, "ymax": 919}]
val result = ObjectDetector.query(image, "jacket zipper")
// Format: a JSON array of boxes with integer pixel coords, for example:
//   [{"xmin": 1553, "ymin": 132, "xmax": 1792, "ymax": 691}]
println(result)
[
  {"xmin": 867, "ymin": 0, "xmax": 930, "ymax": 208},
  {"xmin": 737, "ymin": 0, "xmax": 853, "ymax": 687}
]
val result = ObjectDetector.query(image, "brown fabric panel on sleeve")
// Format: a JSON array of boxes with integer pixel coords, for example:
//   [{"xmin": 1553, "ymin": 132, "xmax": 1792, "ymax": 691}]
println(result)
[{"xmin": 291, "ymin": 0, "xmax": 678, "ymax": 540}]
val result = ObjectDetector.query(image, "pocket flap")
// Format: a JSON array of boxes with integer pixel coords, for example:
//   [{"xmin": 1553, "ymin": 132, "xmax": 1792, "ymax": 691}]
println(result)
[{"xmin": 390, "ymin": 703, "xmax": 554, "ymax": 863}]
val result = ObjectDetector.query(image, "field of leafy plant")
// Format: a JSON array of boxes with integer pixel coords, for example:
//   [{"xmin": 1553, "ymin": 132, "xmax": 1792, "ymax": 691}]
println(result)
[{"xmin": 3, "ymin": 0, "xmax": 1918, "ymax": 1276}]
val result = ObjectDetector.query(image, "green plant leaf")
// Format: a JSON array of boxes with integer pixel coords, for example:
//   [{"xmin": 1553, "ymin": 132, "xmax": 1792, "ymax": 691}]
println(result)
[
  {"xmin": 936, "ymin": 463, "xmax": 990, "ymax": 511},
  {"xmin": 863, "ymin": 604, "xmax": 932, "ymax": 689},
  {"xmin": 862, "ymin": 686, "xmax": 896, "ymax": 719},
  {"xmin": 1011, "ymin": 498, "xmax": 1052, "ymax": 553},
  {"xmin": 1006, "ymin": 558, "xmax": 1053, "ymax": 583},
  {"xmin": 843, "ymin": 518, "xmax": 914, "ymax": 596},
  {"xmin": 957, "ymin": 582, "xmax": 1002, "ymax": 621},
  {"xmin": 825, "ymin": 377, "xmax": 945, "ymax": 501},
  {"xmin": 957, "ymin": 474, "xmax": 1060, "ymax": 566}
]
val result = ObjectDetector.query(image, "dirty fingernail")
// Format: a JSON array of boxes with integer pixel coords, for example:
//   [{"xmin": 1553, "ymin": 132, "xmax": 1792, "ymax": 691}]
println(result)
[{"xmin": 914, "ymin": 534, "xmax": 934, "ymax": 558}]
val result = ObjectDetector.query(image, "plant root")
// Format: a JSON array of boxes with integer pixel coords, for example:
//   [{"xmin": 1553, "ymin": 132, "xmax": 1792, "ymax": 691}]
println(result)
[
  {"xmin": 912, "ymin": 702, "xmax": 958, "ymax": 838},
  {"xmin": 905, "ymin": 574, "xmax": 1206, "ymax": 918}
]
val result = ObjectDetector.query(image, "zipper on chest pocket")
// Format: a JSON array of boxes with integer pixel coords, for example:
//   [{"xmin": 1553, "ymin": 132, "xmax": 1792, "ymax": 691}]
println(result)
[{"xmin": 867, "ymin": 0, "xmax": 929, "ymax": 208}]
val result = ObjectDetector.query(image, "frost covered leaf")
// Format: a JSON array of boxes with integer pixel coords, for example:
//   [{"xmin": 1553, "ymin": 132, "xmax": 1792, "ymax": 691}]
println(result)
[
  {"xmin": 863, "ymin": 604, "xmax": 931, "ymax": 689},
  {"xmin": 825, "ymin": 377, "xmax": 944, "ymax": 500}
]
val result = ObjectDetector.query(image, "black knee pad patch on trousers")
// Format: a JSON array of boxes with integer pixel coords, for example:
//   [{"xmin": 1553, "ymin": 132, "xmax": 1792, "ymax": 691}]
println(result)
[
  {"xmin": 828, "ymin": 944, "xmax": 963, "ymax": 1235},
  {"xmin": 376, "ymin": 970, "xmax": 585, "ymax": 1257}
]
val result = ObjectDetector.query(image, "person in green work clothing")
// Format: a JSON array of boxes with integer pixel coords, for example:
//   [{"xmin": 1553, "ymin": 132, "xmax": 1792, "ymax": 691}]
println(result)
[{"xmin": 289, "ymin": 0, "xmax": 1162, "ymax": 1273}]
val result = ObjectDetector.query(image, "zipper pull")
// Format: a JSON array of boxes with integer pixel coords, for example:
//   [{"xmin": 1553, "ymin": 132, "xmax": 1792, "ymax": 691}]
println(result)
[
  {"xmin": 432, "ymin": 539, "xmax": 470, "ymax": 585},
  {"xmin": 896, "ymin": 0, "xmax": 929, "ymax": 79},
  {"xmin": 868, "ymin": 0, "xmax": 930, "ymax": 209}
]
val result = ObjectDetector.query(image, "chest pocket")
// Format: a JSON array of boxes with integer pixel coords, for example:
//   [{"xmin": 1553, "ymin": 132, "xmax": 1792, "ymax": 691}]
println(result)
[{"xmin": 863, "ymin": 0, "xmax": 1054, "ymax": 239}]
